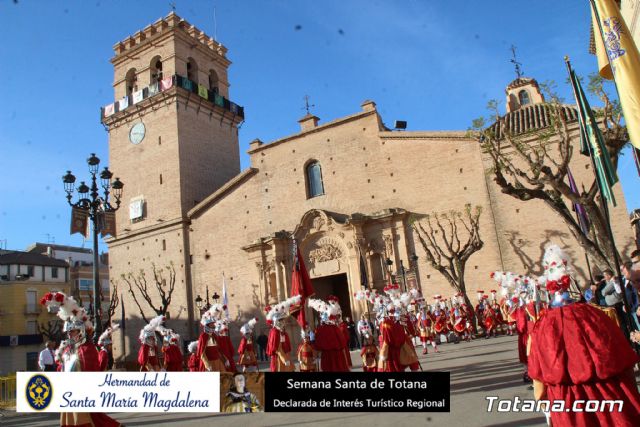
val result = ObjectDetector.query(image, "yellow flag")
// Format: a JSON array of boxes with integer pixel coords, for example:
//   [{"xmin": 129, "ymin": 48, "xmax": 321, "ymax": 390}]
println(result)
[
  {"xmin": 591, "ymin": 7, "xmax": 612, "ymax": 79},
  {"xmin": 592, "ymin": 0, "xmax": 640, "ymax": 149}
]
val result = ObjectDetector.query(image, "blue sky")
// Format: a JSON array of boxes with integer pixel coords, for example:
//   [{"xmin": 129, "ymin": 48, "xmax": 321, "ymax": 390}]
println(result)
[{"xmin": 0, "ymin": 0, "xmax": 638, "ymax": 253}]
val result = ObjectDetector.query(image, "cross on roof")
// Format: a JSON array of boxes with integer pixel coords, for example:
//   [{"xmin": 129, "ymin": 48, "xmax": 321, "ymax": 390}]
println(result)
[
  {"xmin": 169, "ymin": 2, "xmax": 176, "ymax": 12},
  {"xmin": 510, "ymin": 45, "xmax": 523, "ymax": 79},
  {"xmin": 302, "ymin": 95, "xmax": 315, "ymax": 115}
]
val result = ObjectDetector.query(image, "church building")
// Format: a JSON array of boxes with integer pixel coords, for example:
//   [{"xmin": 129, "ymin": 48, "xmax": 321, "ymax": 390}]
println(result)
[{"xmin": 101, "ymin": 13, "xmax": 634, "ymax": 363}]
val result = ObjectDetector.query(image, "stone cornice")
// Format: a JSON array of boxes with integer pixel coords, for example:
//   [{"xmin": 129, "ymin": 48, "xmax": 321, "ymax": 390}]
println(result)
[{"xmin": 379, "ymin": 130, "xmax": 472, "ymax": 141}]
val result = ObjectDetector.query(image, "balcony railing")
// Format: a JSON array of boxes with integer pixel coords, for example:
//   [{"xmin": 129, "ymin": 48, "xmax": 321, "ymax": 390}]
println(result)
[{"xmin": 101, "ymin": 74, "xmax": 244, "ymax": 121}]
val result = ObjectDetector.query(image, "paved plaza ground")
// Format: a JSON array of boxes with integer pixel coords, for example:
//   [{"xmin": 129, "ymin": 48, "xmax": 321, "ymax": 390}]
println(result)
[{"xmin": 2, "ymin": 335, "xmax": 556, "ymax": 426}]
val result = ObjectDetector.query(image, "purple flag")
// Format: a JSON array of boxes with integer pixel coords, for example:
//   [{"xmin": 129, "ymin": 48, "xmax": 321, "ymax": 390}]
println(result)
[{"xmin": 567, "ymin": 168, "xmax": 590, "ymax": 236}]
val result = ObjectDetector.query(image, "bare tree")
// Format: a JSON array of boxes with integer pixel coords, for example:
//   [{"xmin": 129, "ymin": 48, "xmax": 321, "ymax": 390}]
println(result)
[
  {"xmin": 38, "ymin": 318, "xmax": 64, "ymax": 344},
  {"xmin": 470, "ymin": 77, "xmax": 627, "ymax": 271},
  {"xmin": 412, "ymin": 204, "xmax": 484, "ymax": 326},
  {"xmin": 119, "ymin": 263, "xmax": 176, "ymax": 323},
  {"xmin": 103, "ymin": 282, "xmax": 120, "ymax": 329}
]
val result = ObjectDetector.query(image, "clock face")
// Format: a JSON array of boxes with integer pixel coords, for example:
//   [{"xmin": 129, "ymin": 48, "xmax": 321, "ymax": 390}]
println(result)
[{"xmin": 129, "ymin": 122, "xmax": 146, "ymax": 145}]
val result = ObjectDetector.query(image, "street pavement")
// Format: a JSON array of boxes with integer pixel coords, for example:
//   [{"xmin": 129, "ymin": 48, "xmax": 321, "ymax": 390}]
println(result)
[{"xmin": 1, "ymin": 335, "xmax": 549, "ymax": 427}]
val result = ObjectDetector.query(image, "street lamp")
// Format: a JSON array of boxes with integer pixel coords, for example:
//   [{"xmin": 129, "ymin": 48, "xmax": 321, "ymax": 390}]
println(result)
[
  {"xmin": 212, "ymin": 292, "xmax": 220, "ymax": 304},
  {"xmin": 62, "ymin": 153, "xmax": 124, "ymax": 341},
  {"xmin": 195, "ymin": 286, "xmax": 212, "ymax": 314}
]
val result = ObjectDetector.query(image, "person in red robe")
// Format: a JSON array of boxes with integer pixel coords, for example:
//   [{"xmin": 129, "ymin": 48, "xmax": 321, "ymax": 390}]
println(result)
[
  {"xmin": 397, "ymin": 311, "xmax": 420, "ymax": 371},
  {"xmin": 265, "ymin": 296, "xmax": 300, "ymax": 372},
  {"xmin": 187, "ymin": 341, "xmax": 199, "ymax": 372},
  {"xmin": 216, "ymin": 319, "xmax": 237, "ymax": 372},
  {"xmin": 359, "ymin": 330, "xmax": 378, "ymax": 372},
  {"xmin": 138, "ymin": 316, "xmax": 165, "ymax": 372},
  {"xmin": 238, "ymin": 318, "xmax": 259, "ymax": 372},
  {"xmin": 528, "ymin": 244, "xmax": 640, "ymax": 426},
  {"xmin": 162, "ymin": 330, "xmax": 184, "ymax": 372},
  {"xmin": 297, "ymin": 329, "xmax": 317, "ymax": 372},
  {"xmin": 378, "ymin": 304, "xmax": 406, "ymax": 372},
  {"xmin": 197, "ymin": 308, "xmax": 230, "ymax": 372},
  {"xmin": 417, "ymin": 306, "xmax": 438, "ymax": 354},
  {"xmin": 40, "ymin": 291, "xmax": 121, "ymax": 427},
  {"xmin": 482, "ymin": 295, "xmax": 498, "ymax": 338},
  {"xmin": 97, "ymin": 324, "xmax": 119, "ymax": 371},
  {"xmin": 309, "ymin": 298, "xmax": 350, "ymax": 372},
  {"xmin": 514, "ymin": 296, "xmax": 529, "ymax": 384},
  {"xmin": 266, "ymin": 322, "xmax": 293, "ymax": 372}
]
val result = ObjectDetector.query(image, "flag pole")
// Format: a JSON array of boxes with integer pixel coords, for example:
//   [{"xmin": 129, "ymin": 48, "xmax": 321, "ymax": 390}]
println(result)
[{"xmin": 565, "ymin": 57, "xmax": 633, "ymax": 336}]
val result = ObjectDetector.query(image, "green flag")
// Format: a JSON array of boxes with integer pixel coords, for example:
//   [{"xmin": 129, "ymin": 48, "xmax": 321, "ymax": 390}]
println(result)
[{"xmin": 566, "ymin": 61, "xmax": 618, "ymax": 206}]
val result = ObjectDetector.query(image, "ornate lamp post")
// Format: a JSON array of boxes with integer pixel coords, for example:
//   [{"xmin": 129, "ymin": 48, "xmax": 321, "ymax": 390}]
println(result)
[
  {"xmin": 195, "ymin": 286, "xmax": 212, "ymax": 314},
  {"xmin": 62, "ymin": 153, "xmax": 124, "ymax": 341}
]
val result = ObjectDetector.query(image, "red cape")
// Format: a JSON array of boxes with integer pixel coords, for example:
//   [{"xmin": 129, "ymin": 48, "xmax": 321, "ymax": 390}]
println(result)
[
  {"xmin": 98, "ymin": 348, "xmax": 109, "ymax": 371},
  {"xmin": 78, "ymin": 342, "xmax": 100, "ymax": 372},
  {"xmin": 187, "ymin": 353, "xmax": 199, "ymax": 372},
  {"xmin": 515, "ymin": 306, "xmax": 528, "ymax": 363},
  {"xmin": 197, "ymin": 331, "xmax": 225, "ymax": 371},
  {"xmin": 163, "ymin": 344, "xmax": 183, "ymax": 371},
  {"xmin": 314, "ymin": 324, "xmax": 349, "ymax": 372},
  {"xmin": 267, "ymin": 328, "xmax": 291, "ymax": 372},
  {"xmin": 380, "ymin": 318, "xmax": 406, "ymax": 372},
  {"xmin": 528, "ymin": 303, "xmax": 640, "ymax": 427},
  {"xmin": 217, "ymin": 335, "xmax": 237, "ymax": 372}
]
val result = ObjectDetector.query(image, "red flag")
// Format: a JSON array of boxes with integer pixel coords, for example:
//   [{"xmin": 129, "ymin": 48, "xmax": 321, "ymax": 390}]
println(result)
[{"xmin": 290, "ymin": 244, "xmax": 315, "ymax": 327}]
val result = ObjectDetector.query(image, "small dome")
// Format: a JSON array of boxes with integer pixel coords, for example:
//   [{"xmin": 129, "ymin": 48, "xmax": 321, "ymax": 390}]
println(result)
[{"xmin": 488, "ymin": 103, "xmax": 579, "ymax": 139}]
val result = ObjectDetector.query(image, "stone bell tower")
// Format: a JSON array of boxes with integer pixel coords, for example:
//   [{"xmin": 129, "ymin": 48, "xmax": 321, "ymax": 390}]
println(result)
[{"xmin": 101, "ymin": 12, "xmax": 244, "ymax": 364}]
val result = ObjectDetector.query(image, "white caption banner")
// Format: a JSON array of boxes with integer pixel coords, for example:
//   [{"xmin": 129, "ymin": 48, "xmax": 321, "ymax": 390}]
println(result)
[{"xmin": 17, "ymin": 372, "xmax": 220, "ymax": 413}]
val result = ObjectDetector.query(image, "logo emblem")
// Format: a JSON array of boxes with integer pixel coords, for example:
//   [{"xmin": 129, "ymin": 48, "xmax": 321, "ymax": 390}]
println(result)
[{"xmin": 26, "ymin": 374, "xmax": 53, "ymax": 410}]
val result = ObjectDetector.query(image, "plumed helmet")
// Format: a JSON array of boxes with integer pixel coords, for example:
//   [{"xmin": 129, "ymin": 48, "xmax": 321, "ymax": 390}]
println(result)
[{"xmin": 240, "ymin": 318, "xmax": 258, "ymax": 335}]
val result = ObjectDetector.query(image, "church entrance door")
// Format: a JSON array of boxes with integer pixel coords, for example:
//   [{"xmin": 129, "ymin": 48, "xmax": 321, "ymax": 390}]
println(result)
[{"xmin": 310, "ymin": 273, "xmax": 352, "ymax": 322}]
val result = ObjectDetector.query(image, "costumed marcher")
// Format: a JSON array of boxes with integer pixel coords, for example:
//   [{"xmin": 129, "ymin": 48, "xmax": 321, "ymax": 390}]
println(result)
[
  {"xmin": 332, "ymin": 298, "xmax": 353, "ymax": 369},
  {"xmin": 162, "ymin": 329, "xmax": 184, "ymax": 372},
  {"xmin": 297, "ymin": 328, "xmax": 317, "ymax": 372},
  {"xmin": 216, "ymin": 318, "xmax": 238, "ymax": 372},
  {"xmin": 432, "ymin": 296, "xmax": 448, "ymax": 341},
  {"xmin": 197, "ymin": 304, "xmax": 230, "ymax": 372},
  {"xmin": 482, "ymin": 295, "xmax": 498, "ymax": 338},
  {"xmin": 40, "ymin": 291, "xmax": 121, "ymax": 427},
  {"xmin": 308, "ymin": 297, "xmax": 350, "ymax": 372},
  {"xmin": 450, "ymin": 294, "xmax": 471, "ymax": 342},
  {"xmin": 377, "ymin": 302, "xmax": 406, "ymax": 372},
  {"xmin": 417, "ymin": 305, "xmax": 438, "ymax": 354},
  {"xmin": 222, "ymin": 373, "xmax": 263, "ymax": 413},
  {"xmin": 358, "ymin": 320, "xmax": 378, "ymax": 372},
  {"xmin": 238, "ymin": 318, "xmax": 259, "ymax": 372},
  {"xmin": 187, "ymin": 341, "xmax": 199, "ymax": 372},
  {"xmin": 528, "ymin": 244, "xmax": 640, "ymax": 426},
  {"xmin": 97, "ymin": 323, "xmax": 119, "ymax": 371},
  {"xmin": 138, "ymin": 315, "xmax": 165, "ymax": 372},
  {"xmin": 492, "ymin": 271, "xmax": 518, "ymax": 336},
  {"xmin": 396, "ymin": 292, "xmax": 421, "ymax": 372},
  {"xmin": 266, "ymin": 296, "xmax": 299, "ymax": 372},
  {"xmin": 489, "ymin": 289, "xmax": 504, "ymax": 334}
]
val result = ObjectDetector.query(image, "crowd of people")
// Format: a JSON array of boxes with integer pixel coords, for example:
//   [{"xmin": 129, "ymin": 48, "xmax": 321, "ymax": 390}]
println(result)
[{"xmin": 36, "ymin": 245, "xmax": 640, "ymax": 425}]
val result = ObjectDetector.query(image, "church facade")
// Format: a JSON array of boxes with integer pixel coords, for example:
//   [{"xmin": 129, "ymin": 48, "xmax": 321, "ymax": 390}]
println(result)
[{"xmin": 102, "ymin": 13, "xmax": 634, "ymax": 362}]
